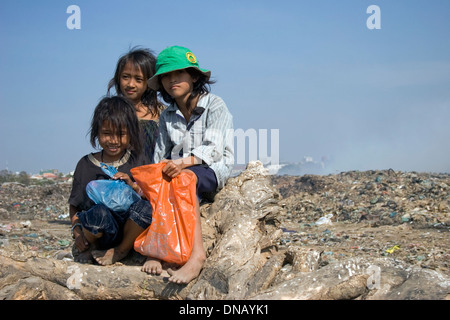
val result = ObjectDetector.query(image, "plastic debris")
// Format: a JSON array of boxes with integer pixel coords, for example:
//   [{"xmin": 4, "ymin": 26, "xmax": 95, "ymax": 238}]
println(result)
[
  {"xmin": 385, "ymin": 245, "xmax": 401, "ymax": 254},
  {"xmin": 58, "ymin": 239, "xmax": 71, "ymax": 247},
  {"xmin": 315, "ymin": 214, "xmax": 333, "ymax": 225},
  {"xmin": 100, "ymin": 162, "xmax": 118, "ymax": 178}
]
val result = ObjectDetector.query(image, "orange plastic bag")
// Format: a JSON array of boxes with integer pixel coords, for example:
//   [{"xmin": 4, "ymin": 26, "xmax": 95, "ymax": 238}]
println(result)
[{"xmin": 131, "ymin": 163, "xmax": 197, "ymax": 265}]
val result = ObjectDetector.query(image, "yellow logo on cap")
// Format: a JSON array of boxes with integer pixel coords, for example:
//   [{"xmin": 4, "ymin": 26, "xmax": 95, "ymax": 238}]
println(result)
[{"xmin": 186, "ymin": 52, "xmax": 197, "ymax": 64}]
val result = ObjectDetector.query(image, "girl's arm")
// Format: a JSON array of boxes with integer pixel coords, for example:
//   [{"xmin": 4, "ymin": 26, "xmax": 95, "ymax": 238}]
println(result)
[
  {"xmin": 69, "ymin": 204, "xmax": 81, "ymax": 231},
  {"xmin": 152, "ymin": 112, "xmax": 172, "ymax": 164},
  {"xmin": 190, "ymin": 97, "xmax": 233, "ymax": 168}
]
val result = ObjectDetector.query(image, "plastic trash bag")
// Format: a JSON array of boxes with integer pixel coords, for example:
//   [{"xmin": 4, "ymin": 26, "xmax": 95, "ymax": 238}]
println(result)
[
  {"xmin": 315, "ymin": 213, "xmax": 333, "ymax": 225},
  {"xmin": 86, "ymin": 180, "xmax": 141, "ymax": 212},
  {"xmin": 100, "ymin": 162, "xmax": 118, "ymax": 178},
  {"xmin": 86, "ymin": 163, "xmax": 141, "ymax": 212},
  {"xmin": 131, "ymin": 163, "xmax": 197, "ymax": 265}
]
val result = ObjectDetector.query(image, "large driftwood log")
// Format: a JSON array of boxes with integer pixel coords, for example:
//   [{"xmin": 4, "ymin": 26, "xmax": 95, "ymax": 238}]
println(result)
[
  {"xmin": 184, "ymin": 161, "xmax": 283, "ymax": 299},
  {"xmin": 249, "ymin": 256, "xmax": 450, "ymax": 300}
]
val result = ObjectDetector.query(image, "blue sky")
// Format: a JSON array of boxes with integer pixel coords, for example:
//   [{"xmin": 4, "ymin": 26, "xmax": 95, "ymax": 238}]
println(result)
[{"xmin": 1, "ymin": 0, "xmax": 449, "ymax": 174}]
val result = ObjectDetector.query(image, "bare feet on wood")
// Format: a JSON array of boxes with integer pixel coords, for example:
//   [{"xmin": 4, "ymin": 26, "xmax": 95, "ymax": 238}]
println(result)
[
  {"xmin": 141, "ymin": 257, "xmax": 163, "ymax": 275},
  {"xmin": 91, "ymin": 248, "xmax": 129, "ymax": 266},
  {"xmin": 167, "ymin": 253, "xmax": 205, "ymax": 284}
]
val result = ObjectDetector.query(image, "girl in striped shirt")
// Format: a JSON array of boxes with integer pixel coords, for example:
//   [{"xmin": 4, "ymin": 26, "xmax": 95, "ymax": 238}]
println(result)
[{"xmin": 144, "ymin": 45, "xmax": 234, "ymax": 284}]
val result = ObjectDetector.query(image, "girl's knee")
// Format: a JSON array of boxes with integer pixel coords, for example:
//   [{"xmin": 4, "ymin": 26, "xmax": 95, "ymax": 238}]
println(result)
[
  {"xmin": 90, "ymin": 204, "xmax": 112, "ymax": 217},
  {"xmin": 128, "ymin": 199, "xmax": 153, "ymax": 229},
  {"xmin": 78, "ymin": 204, "xmax": 115, "ymax": 232}
]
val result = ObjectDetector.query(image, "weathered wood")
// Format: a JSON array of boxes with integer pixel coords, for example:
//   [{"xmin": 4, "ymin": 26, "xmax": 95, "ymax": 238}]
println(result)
[
  {"xmin": 0, "ymin": 255, "xmax": 181, "ymax": 300},
  {"xmin": 248, "ymin": 256, "xmax": 450, "ymax": 300},
  {"xmin": 286, "ymin": 246, "xmax": 322, "ymax": 273},
  {"xmin": 245, "ymin": 252, "xmax": 285, "ymax": 298},
  {"xmin": 185, "ymin": 162, "xmax": 283, "ymax": 299}
]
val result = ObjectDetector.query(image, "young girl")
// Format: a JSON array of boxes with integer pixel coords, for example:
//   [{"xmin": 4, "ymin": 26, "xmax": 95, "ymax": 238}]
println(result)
[
  {"xmin": 108, "ymin": 47, "xmax": 165, "ymax": 162},
  {"xmin": 143, "ymin": 45, "xmax": 234, "ymax": 284},
  {"xmin": 69, "ymin": 96, "xmax": 152, "ymax": 265}
]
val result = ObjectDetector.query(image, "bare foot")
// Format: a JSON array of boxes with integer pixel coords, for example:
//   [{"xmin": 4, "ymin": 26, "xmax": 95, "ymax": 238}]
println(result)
[
  {"xmin": 167, "ymin": 254, "xmax": 205, "ymax": 284},
  {"xmin": 141, "ymin": 257, "xmax": 163, "ymax": 275},
  {"xmin": 91, "ymin": 248, "xmax": 129, "ymax": 266}
]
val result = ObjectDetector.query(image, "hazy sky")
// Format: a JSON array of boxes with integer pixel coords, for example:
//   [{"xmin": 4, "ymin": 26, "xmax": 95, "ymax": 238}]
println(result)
[{"xmin": 1, "ymin": 0, "xmax": 449, "ymax": 174}]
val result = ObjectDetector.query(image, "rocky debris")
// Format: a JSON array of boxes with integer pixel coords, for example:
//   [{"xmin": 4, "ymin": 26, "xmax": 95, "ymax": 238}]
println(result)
[{"xmin": 0, "ymin": 162, "xmax": 449, "ymax": 300}]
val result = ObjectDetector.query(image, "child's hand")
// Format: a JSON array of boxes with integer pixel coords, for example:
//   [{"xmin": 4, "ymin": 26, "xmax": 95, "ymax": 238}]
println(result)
[
  {"xmin": 113, "ymin": 171, "xmax": 144, "ymax": 196},
  {"xmin": 112, "ymin": 172, "xmax": 133, "ymax": 186},
  {"xmin": 74, "ymin": 230, "xmax": 89, "ymax": 252},
  {"xmin": 161, "ymin": 159, "xmax": 183, "ymax": 178},
  {"xmin": 160, "ymin": 156, "xmax": 201, "ymax": 179}
]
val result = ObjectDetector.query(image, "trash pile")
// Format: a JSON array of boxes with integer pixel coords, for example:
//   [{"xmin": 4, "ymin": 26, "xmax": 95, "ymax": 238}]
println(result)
[
  {"xmin": 1, "ymin": 170, "xmax": 449, "ymax": 272},
  {"xmin": 0, "ymin": 182, "xmax": 73, "ymax": 261},
  {"xmin": 273, "ymin": 169, "xmax": 449, "ymax": 227},
  {"xmin": 0, "ymin": 165, "xmax": 449, "ymax": 300},
  {"xmin": 272, "ymin": 169, "xmax": 450, "ymax": 274},
  {"xmin": 0, "ymin": 182, "xmax": 72, "ymax": 221}
]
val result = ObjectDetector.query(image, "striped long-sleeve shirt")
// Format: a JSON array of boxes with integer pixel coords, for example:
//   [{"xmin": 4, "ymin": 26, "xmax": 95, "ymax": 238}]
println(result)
[{"xmin": 152, "ymin": 93, "xmax": 234, "ymax": 190}]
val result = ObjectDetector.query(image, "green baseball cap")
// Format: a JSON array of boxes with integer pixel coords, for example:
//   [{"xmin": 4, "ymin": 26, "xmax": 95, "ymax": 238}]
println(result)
[{"xmin": 147, "ymin": 46, "xmax": 211, "ymax": 90}]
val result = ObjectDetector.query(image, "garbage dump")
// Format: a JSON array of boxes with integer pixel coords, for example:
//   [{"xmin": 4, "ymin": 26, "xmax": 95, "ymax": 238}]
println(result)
[
  {"xmin": 0, "ymin": 165, "xmax": 449, "ymax": 300},
  {"xmin": 272, "ymin": 169, "xmax": 449, "ymax": 273}
]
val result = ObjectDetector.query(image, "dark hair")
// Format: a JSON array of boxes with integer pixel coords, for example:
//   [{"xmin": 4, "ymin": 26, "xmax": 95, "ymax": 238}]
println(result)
[
  {"xmin": 90, "ymin": 96, "xmax": 142, "ymax": 154},
  {"xmin": 159, "ymin": 67, "xmax": 215, "ymax": 110},
  {"xmin": 107, "ymin": 46, "xmax": 164, "ymax": 117}
]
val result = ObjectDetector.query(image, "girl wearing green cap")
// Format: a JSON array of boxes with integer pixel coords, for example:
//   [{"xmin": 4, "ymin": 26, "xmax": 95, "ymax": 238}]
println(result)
[{"xmin": 143, "ymin": 46, "xmax": 234, "ymax": 284}]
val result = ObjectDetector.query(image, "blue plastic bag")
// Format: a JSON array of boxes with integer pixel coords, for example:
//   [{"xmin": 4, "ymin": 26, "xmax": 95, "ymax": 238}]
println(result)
[
  {"xmin": 100, "ymin": 162, "xmax": 118, "ymax": 178},
  {"xmin": 86, "ymin": 163, "xmax": 140, "ymax": 212},
  {"xmin": 86, "ymin": 179, "xmax": 141, "ymax": 212}
]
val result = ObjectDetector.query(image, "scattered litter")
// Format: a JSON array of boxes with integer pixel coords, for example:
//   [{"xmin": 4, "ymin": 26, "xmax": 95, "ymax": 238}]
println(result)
[
  {"xmin": 58, "ymin": 239, "xmax": 71, "ymax": 247},
  {"xmin": 274, "ymin": 169, "xmax": 449, "ymax": 272},
  {"xmin": 21, "ymin": 221, "xmax": 32, "ymax": 228},
  {"xmin": 385, "ymin": 245, "xmax": 401, "ymax": 254},
  {"xmin": 315, "ymin": 214, "xmax": 333, "ymax": 226},
  {"xmin": 25, "ymin": 233, "xmax": 39, "ymax": 238},
  {"xmin": 58, "ymin": 213, "xmax": 69, "ymax": 219}
]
